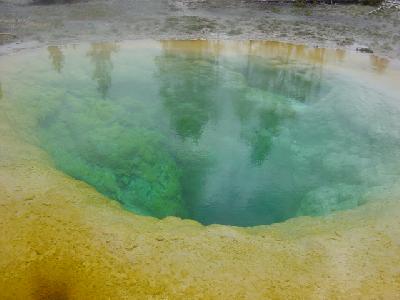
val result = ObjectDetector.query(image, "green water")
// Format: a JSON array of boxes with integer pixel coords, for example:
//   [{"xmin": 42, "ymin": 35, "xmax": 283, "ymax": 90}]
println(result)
[{"xmin": 2, "ymin": 41, "xmax": 400, "ymax": 226}]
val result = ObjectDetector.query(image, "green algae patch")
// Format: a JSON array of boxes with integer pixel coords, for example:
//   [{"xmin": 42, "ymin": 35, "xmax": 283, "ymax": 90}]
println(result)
[{"xmin": 39, "ymin": 97, "xmax": 186, "ymax": 218}]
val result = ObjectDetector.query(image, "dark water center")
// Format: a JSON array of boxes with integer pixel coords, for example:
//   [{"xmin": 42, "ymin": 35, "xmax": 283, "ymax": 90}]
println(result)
[{"xmin": 3, "ymin": 41, "xmax": 400, "ymax": 226}]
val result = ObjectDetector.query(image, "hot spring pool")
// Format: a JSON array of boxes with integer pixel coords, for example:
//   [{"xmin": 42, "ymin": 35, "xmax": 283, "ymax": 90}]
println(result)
[{"xmin": 1, "ymin": 40, "xmax": 400, "ymax": 226}]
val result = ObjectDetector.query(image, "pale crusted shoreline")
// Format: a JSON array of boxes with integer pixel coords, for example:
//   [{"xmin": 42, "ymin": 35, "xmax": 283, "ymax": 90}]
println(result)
[{"xmin": 0, "ymin": 0, "xmax": 400, "ymax": 59}]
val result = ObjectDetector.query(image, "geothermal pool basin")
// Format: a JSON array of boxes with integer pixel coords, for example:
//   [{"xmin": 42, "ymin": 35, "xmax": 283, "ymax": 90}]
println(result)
[{"xmin": 1, "ymin": 41, "xmax": 400, "ymax": 298}]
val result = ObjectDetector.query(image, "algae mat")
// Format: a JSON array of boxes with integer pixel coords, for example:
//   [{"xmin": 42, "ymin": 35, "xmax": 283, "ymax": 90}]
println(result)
[{"xmin": 1, "ymin": 41, "xmax": 400, "ymax": 299}]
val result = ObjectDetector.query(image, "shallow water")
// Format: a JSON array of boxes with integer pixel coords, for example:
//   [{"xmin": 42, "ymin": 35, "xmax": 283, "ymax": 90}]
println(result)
[{"xmin": 1, "ymin": 41, "xmax": 400, "ymax": 226}]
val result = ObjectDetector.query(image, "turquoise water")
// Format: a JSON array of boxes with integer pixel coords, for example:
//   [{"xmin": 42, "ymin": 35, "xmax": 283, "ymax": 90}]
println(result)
[{"xmin": 2, "ymin": 41, "xmax": 400, "ymax": 226}]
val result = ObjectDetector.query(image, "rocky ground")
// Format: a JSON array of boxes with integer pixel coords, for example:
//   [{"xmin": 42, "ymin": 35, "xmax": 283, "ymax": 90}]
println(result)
[{"xmin": 0, "ymin": 0, "xmax": 399, "ymax": 58}]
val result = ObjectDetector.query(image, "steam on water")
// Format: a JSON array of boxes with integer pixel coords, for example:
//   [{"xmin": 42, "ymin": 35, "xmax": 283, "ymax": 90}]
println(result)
[{"xmin": 2, "ymin": 41, "xmax": 400, "ymax": 226}]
